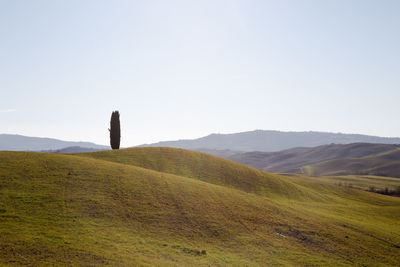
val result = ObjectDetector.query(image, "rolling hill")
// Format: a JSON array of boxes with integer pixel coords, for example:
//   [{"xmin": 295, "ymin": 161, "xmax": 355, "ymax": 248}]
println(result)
[
  {"xmin": 303, "ymin": 148, "xmax": 400, "ymax": 178},
  {"xmin": 0, "ymin": 134, "xmax": 108, "ymax": 151},
  {"xmin": 228, "ymin": 143, "xmax": 400, "ymax": 173},
  {"xmin": 1, "ymin": 147, "xmax": 400, "ymax": 266},
  {"xmin": 289, "ymin": 174, "xmax": 400, "ymax": 194},
  {"xmin": 141, "ymin": 130, "xmax": 400, "ymax": 152},
  {"xmin": 40, "ymin": 146, "xmax": 104, "ymax": 153}
]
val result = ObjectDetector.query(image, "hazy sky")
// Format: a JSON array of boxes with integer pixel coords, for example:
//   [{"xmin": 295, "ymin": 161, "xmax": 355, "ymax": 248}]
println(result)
[{"xmin": 1, "ymin": 0, "xmax": 399, "ymax": 146}]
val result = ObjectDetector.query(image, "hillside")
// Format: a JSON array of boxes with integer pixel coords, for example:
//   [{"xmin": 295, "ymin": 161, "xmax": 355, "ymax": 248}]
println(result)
[
  {"xmin": 1, "ymin": 148, "xmax": 400, "ymax": 266},
  {"xmin": 289, "ymin": 174, "xmax": 400, "ymax": 193},
  {"xmin": 195, "ymin": 148, "xmax": 244, "ymax": 158},
  {"xmin": 0, "ymin": 134, "xmax": 108, "ymax": 151},
  {"xmin": 141, "ymin": 130, "xmax": 400, "ymax": 152},
  {"xmin": 76, "ymin": 147, "xmax": 309, "ymax": 200},
  {"xmin": 40, "ymin": 146, "xmax": 103, "ymax": 153},
  {"xmin": 303, "ymin": 148, "xmax": 400, "ymax": 178},
  {"xmin": 228, "ymin": 143, "xmax": 400, "ymax": 173}
]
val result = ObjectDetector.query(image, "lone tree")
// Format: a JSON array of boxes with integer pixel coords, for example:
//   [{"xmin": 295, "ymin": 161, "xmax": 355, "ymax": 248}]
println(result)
[{"xmin": 109, "ymin": 111, "xmax": 121, "ymax": 149}]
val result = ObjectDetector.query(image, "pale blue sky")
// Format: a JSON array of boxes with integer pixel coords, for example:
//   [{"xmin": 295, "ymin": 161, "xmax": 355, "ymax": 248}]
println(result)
[{"xmin": 1, "ymin": 0, "xmax": 399, "ymax": 146}]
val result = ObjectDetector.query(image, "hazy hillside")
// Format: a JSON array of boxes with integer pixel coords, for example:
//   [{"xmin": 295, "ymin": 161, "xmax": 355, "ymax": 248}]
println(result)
[
  {"xmin": 1, "ymin": 148, "xmax": 399, "ymax": 266},
  {"xmin": 303, "ymin": 148, "xmax": 400, "ymax": 178},
  {"xmin": 0, "ymin": 134, "xmax": 108, "ymax": 151},
  {"xmin": 228, "ymin": 143, "xmax": 400, "ymax": 173},
  {"xmin": 141, "ymin": 130, "xmax": 400, "ymax": 152},
  {"xmin": 40, "ymin": 146, "xmax": 104, "ymax": 153}
]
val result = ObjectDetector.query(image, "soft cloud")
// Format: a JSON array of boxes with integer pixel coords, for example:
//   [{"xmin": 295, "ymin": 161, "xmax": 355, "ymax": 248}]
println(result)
[{"xmin": 0, "ymin": 109, "xmax": 17, "ymax": 113}]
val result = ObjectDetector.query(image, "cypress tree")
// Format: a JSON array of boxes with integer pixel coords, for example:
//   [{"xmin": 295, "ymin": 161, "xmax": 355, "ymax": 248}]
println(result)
[{"xmin": 109, "ymin": 111, "xmax": 121, "ymax": 150}]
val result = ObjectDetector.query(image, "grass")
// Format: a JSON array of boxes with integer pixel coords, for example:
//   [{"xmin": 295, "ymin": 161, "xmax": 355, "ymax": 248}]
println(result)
[
  {"xmin": 0, "ymin": 147, "xmax": 400, "ymax": 266},
  {"xmin": 289, "ymin": 174, "xmax": 400, "ymax": 192}
]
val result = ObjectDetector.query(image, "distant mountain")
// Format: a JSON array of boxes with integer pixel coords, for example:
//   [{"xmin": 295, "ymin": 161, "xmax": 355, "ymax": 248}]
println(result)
[
  {"xmin": 40, "ymin": 146, "xmax": 104, "ymax": 153},
  {"xmin": 0, "ymin": 134, "xmax": 108, "ymax": 151},
  {"xmin": 228, "ymin": 143, "xmax": 400, "ymax": 173},
  {"xmin": 303, "ymin": 148, "xmax": 400, "ymax": 178},
  {"xmin": 141, "ymin": 130, "xmax": 400, "ymax": 152}
]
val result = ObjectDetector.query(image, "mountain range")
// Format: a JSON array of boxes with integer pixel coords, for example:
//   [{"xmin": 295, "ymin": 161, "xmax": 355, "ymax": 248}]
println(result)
[
  {"xmin": 0, "ymin": 134, "xmax": 108, "ymax": 151},
  {"xmin": 2, "ymin": 130, "xmax": 400, "ymax": 153},
  {"xmin": 142, "ymin": 130, "xmax": 400, "ymax": 152}
]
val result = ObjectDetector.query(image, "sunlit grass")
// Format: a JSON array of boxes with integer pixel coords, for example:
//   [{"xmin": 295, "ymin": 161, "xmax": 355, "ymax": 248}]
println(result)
[{"xmin": 0, "ymin": 148, "xmax": 399, "ymax": 266}]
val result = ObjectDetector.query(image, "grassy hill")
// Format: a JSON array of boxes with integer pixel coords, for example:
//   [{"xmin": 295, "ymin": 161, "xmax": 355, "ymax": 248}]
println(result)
[
  {"xmin": 76, "ymin": 147, "xmax": 328, "ymax": 201},
  {"xmin": 1, "ymin": 148, "xmax": 400, "ymax": 266},
  {"xmin": 287, "ymin": 173, "xmax": 400, "ymax": 194},
  {"xmin": 227, "ymin": 143, "xmax": 400, "ymax": 173},
  {"xmin": 303, "ymin": 148, "xmax": 400, "ymax": 177}
]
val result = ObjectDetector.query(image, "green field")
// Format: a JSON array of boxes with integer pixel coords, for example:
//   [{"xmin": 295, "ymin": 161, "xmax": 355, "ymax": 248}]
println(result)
[
  {"xmin": 288, "ymin": 174, "xmax": 400, "ymax": 193},
  {"xmin": 1, "ymin": 147, "xmax": 400, "ymax": 266}
]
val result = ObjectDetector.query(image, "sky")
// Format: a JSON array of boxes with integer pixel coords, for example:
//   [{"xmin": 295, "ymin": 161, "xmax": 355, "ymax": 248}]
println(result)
[{"xmin": 1, "ymin": 0, "xmax": 399, "ymax": 146}]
